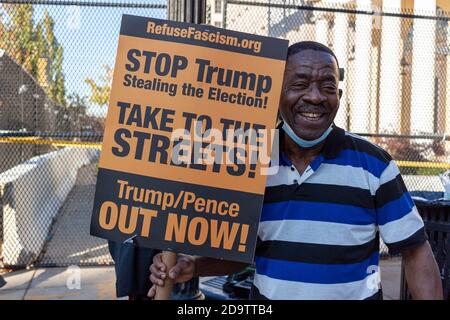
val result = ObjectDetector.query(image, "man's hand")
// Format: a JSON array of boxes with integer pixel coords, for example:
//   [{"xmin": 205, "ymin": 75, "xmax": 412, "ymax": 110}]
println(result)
[{"xmin": 147, "ymin": 253, "xmax": 195, "ymax": 298}]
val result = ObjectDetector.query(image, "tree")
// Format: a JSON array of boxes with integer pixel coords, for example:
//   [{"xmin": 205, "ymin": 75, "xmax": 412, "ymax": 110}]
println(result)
[
  {"xmin": 66, "ymin": 93, "xmax": 88, "ymax": 132},
  {"xmin": 85, "ymin": 64, "xmax": 113, "ymax": 107},
  {"xmin": 0, "ymin": 6, "xmax": 66, "ymax": 105},
  {"xmin": 53, "ymin": 44, "xmax": 66, "ymax": 105},
  {"xmin": 42, "ymin": 10, "xmax": 60, "ymax": 103},
  {"xmin": 42, "ymin": 10, "xmax": 56, "ymax": 63},
  {"xmin": 35, "ymin": 10, "xmax": 66, "ymax": 105},
  {"xmin": 0, "ymin": 10, "xmax": 6, "ymax": 49},
  {"xmin": 2, "ymin": 4, "xmax": 36, "ymax": 73},
  {"xmin": 67, "ymin": 93, "xmax": 87, "ymax": 110}
]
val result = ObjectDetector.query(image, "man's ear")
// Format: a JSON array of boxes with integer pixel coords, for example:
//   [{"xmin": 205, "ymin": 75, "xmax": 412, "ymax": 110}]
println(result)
[
  {"xmin": 339, "ymin": 68, "xmax": 345, "ymax": 81},
  {"xmin": 339, "ymin": 89, "xmax": 343, "ymax": 99}
]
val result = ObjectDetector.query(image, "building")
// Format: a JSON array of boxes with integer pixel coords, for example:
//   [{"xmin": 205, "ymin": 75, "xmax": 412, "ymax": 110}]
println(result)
[{"xmin": 209, "ymin": 0, "xmax": 225, "ymax": 27}]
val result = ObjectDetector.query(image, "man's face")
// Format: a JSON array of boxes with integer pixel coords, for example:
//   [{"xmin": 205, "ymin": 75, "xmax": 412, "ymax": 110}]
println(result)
[{"xmin": 279, "ymin": 49, "xmax": 340, "ymax": 141}]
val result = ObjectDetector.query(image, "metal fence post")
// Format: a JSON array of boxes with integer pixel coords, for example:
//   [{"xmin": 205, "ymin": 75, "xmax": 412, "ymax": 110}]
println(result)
[
  {"xmin": 168, "ymin": 0, "xmax": 206, "ymax": 24},
  {"xmin": 165, "ymin": 0, "xmax": 207, "ymax": 300}
]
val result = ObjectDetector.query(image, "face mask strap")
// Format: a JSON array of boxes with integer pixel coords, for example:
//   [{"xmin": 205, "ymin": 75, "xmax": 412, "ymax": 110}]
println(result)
[{"xmin": 281, "ymin": 118, "xmax": 333, "ymax": 148}]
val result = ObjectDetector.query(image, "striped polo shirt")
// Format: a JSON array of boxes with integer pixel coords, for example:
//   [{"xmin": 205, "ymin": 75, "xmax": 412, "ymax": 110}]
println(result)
[{"xmin": 250, "ymin": 125, "xmax": 427, "ymax": 300}]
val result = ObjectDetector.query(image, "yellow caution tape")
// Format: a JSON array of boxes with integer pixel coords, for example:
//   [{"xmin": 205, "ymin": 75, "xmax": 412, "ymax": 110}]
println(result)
[
  {"xmin": 1, "ymin": 136, "xmax": 449, "ymax": 169},
  {"xmin": 0, "ymin": 137, "xmax": 102, "ymax": 149},
  {"xmin": 396, "ymin": 160, "xmax": 450, "ymax": 169}
]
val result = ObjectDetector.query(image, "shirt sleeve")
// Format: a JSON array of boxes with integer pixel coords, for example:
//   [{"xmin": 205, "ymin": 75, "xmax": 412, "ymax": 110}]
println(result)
[{"xmin": 374, "ymin": 160, "xmax": 427, "ymax": 255}]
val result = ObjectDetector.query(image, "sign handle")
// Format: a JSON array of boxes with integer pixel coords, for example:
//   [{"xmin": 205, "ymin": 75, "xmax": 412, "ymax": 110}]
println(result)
[{"xmin": 154, "ymin": 251, "xmax": 178, "ymax": 300}]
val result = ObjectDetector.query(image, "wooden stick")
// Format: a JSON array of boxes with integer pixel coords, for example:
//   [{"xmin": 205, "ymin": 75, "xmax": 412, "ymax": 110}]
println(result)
[{"xmin": 154, "ymin": 251, "xmax": 178, "ymax": 300}]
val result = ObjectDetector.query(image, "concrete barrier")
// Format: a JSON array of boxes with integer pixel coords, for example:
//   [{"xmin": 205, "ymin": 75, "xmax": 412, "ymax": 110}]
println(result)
[{"xmin": 0, "ymin": 148, "xmax": 99, "ymax": 266}]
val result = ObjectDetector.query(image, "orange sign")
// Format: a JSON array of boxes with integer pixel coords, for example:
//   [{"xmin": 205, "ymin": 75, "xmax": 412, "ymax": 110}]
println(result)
[{"xmin": 90, "ymin": 15, "xmax": 288, "ymax": 263}]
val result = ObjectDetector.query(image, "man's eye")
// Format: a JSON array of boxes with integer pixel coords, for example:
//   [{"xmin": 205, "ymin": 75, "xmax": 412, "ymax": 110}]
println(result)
[
  {"xmin": 322, "ymin": 85, "xmax": 337, "ymax": 92},
  {"xmin": 292, "ymin": 83, "xmax": 308, "ymax": 89}
]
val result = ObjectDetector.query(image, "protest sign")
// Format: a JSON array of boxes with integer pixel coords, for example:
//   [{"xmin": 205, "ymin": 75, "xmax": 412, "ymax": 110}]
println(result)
[{"xmin": 90, "ymin": 15, "xmax": 288, "ymax": 263}]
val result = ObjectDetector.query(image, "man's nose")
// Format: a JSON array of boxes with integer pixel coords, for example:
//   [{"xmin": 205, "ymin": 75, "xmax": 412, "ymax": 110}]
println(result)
[{"xmin": 303, "ymin": 85, "xmax": 326, "ymax": 105}]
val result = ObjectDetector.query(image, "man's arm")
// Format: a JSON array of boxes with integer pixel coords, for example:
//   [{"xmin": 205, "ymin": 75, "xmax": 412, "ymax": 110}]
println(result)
[
  {"xmin": 193, "ymin": 256, "xmax": 249, "ymax": 277},
  {"xmin": 403, "ymin": 241, "xmax": 443, "ymax": 300}
]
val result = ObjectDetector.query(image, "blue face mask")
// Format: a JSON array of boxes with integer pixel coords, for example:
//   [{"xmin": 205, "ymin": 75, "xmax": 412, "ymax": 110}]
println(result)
[{"xmin": 281, "ymin": 119, "xmax": 333, "ymax": 148}]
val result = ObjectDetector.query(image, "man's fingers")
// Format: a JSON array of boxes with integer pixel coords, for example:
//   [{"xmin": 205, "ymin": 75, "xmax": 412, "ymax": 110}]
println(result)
[
  {"xmin": 150, "ymin": 273, "xmax": 165, "ymax": 286},
  {"xmin": 149, "ymin": 254, "xmax": 169, "ymax": 287},
  {"xmin": 147, "ymin": 285, "xmax": 156, "ymax": 298},
  {"xmin": 150, "ymin": 263, "xmax": 166, "ymax": 279},
  {"xmin": 149, "ymin": 262, "xmax": 158, "ymax": 275},
  {"xmin": 168, "ymin": 260, "xmax": 189, "ymax": 279},
  {"xmin": 168, "ymin": 265, "xmax": 181, "ymax": 279},
  {"xmin": 153, "ymin": 253, "xmax": 166, "ymax": 272}
]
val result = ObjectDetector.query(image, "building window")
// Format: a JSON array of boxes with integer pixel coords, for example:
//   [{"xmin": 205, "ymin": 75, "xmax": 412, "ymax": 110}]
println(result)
[
  {"xmin": 215, "ymin": 0, "xmax": 222, "ymax": 14},
  {"xmin": 214, "ymin": 21, "xmax": 222, "ymax": 28}
]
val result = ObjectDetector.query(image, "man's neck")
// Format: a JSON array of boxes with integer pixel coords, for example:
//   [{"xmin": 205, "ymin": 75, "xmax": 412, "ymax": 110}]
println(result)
[{"xmin": 282, "ymin": 131, "xmax": 325, "ymax": 174}]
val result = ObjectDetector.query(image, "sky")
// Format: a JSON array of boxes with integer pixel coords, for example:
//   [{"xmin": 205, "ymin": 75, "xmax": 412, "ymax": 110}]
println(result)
[{"xmin": 31, "ymin": 1, "xmax": 167, "ymax": 117}]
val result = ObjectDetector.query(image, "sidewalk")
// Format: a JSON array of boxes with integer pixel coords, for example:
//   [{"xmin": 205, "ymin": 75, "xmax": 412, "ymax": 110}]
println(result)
[
  {"xmin": 380, "ymin": 257, "xmax": 402, "ymax": 300},
  {"xmin": 38, "ymin": 163, "xmax": 113, "ymax": 266},
  {"xmin": 0, "ymin": 257, "xmax": 403, "ymax": 300},
  {"xmin": 0, "ymin": 266, "xmax": 123, "ymax": 300}
]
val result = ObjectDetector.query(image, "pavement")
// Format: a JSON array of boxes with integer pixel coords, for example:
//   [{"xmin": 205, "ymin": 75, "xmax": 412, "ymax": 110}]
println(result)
[
  {"xmin": 0, "ymin": 257, "xmax": 403, "ymax": 300},
  {"xmin": 0, "ymin": 266, "xmax": 122, "ymax": 300},
  {"xmin": 380, "ymin": 257, "xmax": 402, "ymax": 300},
  {"xmin": 37, "ymin": 163, "xmax": 113, "ymax": 266}
]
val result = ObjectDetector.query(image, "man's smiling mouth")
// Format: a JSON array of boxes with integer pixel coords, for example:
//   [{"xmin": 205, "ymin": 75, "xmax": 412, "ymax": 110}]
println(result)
[
  {"xmin": 296, "ymin": 111, "xmax": 329, "ymax": 123},
  {"xmin": 299, "ymin": 112, "xmax": 324, "ymax": 121}
]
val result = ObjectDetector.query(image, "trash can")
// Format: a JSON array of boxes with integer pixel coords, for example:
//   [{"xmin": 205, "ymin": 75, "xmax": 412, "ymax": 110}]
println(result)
[
  {"xmin": 171, "ymin": 277, "xmax": 205, "ymax": 300},
  {"xmin": 0, "ymin": 274, "xmax": 6, "ymax": 289},
  {"xmin": 200, "ymin": 266, "xmax": 255, "ymax": 300},
  {"xmin": 409, "ymin": 191, "xmax": 450, "ymax": 222},
  {"xmin": 400, "ymin": 191, "xmax": 450, "ymax": 300}
]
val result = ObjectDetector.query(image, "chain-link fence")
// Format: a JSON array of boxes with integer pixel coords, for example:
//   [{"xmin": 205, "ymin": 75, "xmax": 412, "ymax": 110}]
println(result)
[
  {"xmin": 218, "ymin": 0, "xmax": 450, "ymax": 256},
  {"xmin": 219, "ymin": 0, "xmax": 450, "ymax": 188},
  {"xmin": 1, "ymin": 0, "xmax": 449, "ymax": 268},
  {"xmin": 0, "ymin": 0, "xmax": 166, "ymax": 268}
]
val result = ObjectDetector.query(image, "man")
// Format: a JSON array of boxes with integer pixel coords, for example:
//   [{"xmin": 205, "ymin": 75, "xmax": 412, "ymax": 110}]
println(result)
[{"xmin": 148, "ymin": 41, "xmax": 443, "ymax": 300}]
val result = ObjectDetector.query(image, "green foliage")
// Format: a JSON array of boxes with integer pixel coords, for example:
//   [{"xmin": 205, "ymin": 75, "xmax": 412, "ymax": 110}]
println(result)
[
  {"xmin": 2, "ymin": 4, "xmax": 35, "ymax": 73},
  {"xmin": 85, "ymin": 65, "xmax": 113, "ymax": 107},
  {"xmin": 0, "ymin": 5, "xmax": 66, "ymax": 105},
  {"xmin": 53, "ymin": 44, "xmax": 66, "ymax": 105},
  {"xmin": 67, "ymin": 93, "xmax": 87, "ymax": 111}
]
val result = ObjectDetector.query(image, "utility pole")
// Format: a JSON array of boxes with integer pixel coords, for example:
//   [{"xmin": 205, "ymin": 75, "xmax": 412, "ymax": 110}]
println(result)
[{"xmin": 167, "ymin": 0, "xmax": 206, "ymax": 24}]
